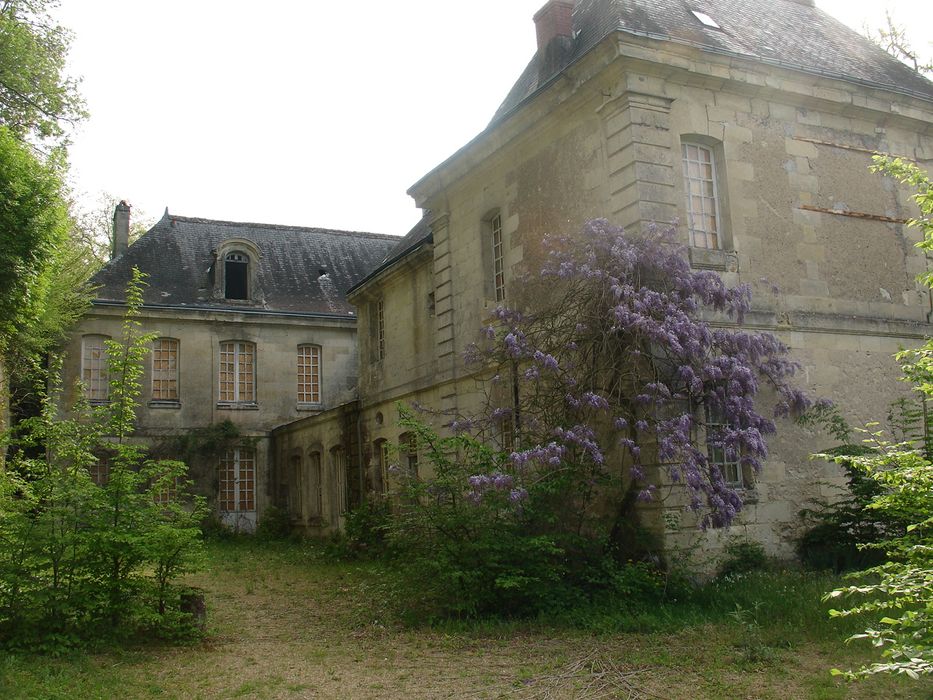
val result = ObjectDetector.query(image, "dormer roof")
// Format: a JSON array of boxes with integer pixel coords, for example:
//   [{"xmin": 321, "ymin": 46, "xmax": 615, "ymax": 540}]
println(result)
[{"xmin": 91, "ymin": 212, "xmax": 399, "ymax": 316}]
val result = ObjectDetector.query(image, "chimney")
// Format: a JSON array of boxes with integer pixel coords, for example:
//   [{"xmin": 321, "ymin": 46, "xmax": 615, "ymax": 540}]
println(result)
[
  {"xmin": 533, "ymin": 1, "xmax": 575, "ymax": 82},
  {"xmin": 112, "ymin": 200, "xmax": 130, "ymax": 259}
]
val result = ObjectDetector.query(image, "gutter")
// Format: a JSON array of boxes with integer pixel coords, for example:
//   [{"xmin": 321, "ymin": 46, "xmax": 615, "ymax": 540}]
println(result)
[{"xmin": 90, "ymin": 300, "xmax": 357, "ymax": 322}]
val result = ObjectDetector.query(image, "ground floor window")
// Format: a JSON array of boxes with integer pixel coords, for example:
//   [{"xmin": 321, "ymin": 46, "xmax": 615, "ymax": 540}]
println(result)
[{"xmin": 219, "ymin": 447, "xmax": 257, "ymax": 531}]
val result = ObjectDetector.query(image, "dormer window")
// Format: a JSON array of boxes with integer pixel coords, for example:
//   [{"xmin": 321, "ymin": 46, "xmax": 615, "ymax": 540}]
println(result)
[
  {"xmin": 225, "ymin": 252, "xmax": 249, "ymax": 299},
  {"xmin": 690, "ymin": 10, "xmax": 720, "ymax": 29}
]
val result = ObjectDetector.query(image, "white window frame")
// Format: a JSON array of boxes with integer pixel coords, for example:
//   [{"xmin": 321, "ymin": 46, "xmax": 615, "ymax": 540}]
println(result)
[
  {"xmin": 151, "ymin": 337, "xmax": 180, "ymax": 402},
  {"xmin": 81, "ymin": 334, "xmax": 110, "ymax": 403},
  {"xmin": 218, "ymin": 341, "xmax": 256, "ymax": 405},
  {"xmin": 682, "ymin": 142, "xmax": 722, "ymax": 250},
  {"xmin": 218, "ymin": 447, "xmax": 256, "ymax": 531},
  {"xmin": 297, "ymin": 344, "xmax": 322, "ymax": 406},
  {"xmin": 705, "ymin": 404, "xmax": 742, "ymax": 487}
]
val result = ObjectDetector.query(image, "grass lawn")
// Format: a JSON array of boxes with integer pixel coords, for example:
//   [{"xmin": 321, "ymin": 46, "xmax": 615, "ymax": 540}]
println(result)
[{"xmin": 1, "ymin": 539, "xmax": 930, "ymax": 699}]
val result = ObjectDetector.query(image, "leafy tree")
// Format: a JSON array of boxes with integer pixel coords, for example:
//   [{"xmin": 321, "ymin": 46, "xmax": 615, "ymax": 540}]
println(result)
[
  {"xmin": 0, "ymin": 269, "xmax": 206, "ymax": 651},
  {"xmin": 0, "ymin": 0, "xmax": 86, "ymax": 146},
  {"xmin": 818, "ymin": 156, "xmax": 933, "ymax": 679},
  {"xmin": 865, "ymin": 11, "xmax": 932, "ymax": 76}
]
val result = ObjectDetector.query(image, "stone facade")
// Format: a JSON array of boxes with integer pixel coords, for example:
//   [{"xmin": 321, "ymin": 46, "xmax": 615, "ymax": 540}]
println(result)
[
  {"xmin": 280, "ymin": 0, "xmax": 933, "ymax": 564},
  {"xmin": 63, "ymin": 213, "xmax": 397, "ymax": 532}
]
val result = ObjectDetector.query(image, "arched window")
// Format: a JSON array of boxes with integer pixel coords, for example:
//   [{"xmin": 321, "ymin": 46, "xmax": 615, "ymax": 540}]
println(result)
[
  {"xmin": 682, "ymin": 142, "xmax": 722, "ymax": 249},
  {"xmin": 308, "ymin": 451, "xmax": 323, "ymax": 519},
  {"xmin": 482, "ymin": 210, "xmax": 506, "ymax": 302},
  {"xmin": 399, "ymin": 432, "xmax": 418, "ymax": 478},
  {"xmin": 373, "ymin": 438, "xmax": 389, "ymax": 494},
  {"xmin": 224, "ymin": 251, "xmax": 249, "ymax": 299},
  {"xmin": 81, "ymin": 334, "xmax": 110, "ymax": 402}
]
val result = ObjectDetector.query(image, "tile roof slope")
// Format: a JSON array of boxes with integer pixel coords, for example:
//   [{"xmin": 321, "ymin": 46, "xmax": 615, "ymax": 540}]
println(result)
[
  {"xmin": 92, "ymin": 213, "xmax": 400, "ymax": 315},
  {"xmin": 492, "ymin": 0, "xmax": 933, "ymax": 123}
]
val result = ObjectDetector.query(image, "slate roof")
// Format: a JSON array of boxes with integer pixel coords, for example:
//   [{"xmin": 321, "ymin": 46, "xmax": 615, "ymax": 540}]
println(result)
[
  {"xmin": 492, "ymin": 0, "xmax": 933, "ymax": 122},
  {"xmin": 347, "ymin": 214, "xmax": 434, "ymax": 295},
  {"xmin": 92, "ymin": 212, "xmax": 400, "ymax": 316}
]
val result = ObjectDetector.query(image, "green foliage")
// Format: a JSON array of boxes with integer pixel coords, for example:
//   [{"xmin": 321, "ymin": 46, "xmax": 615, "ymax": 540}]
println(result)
[
  {"xmin": 382, "ymin": 407, "xmax": 671, "ymax": 621},
  {"xmin": 717, "ymin": 541, "xmax": 768, "ymax": 579},
  {"xmin": 0, "ymin": 270, "xmax": 207, "ymax": 652},
  {"xmin": 0, "ymin": 0, "xmax": 87, "ymax": 145},
  {"xmin": 256, "ymin": 505, "xmax": 293, "ymax": 541},
  {"xmin": 0, "ymin": 125, "xmax": 71, "ymax": 350},
  {"xmin": 813, "ymin": 157, "xmax": 933, "ymax": 680}
]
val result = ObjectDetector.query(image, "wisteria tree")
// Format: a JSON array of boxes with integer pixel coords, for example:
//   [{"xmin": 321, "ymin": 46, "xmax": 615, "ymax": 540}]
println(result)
[
  {"xmin": 460, "ymin": 219, "xmax": 809, "ymax": 532},
  {"xmin": 387, "ymin": 219, "xmax": 810, "ymax": 616}
]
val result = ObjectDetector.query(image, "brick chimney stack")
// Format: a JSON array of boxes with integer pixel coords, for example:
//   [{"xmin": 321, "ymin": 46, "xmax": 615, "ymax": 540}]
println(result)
[
  {"xmin": 112, "ymin": 200, "xmax": 130, "ymax": 259},
  {"xmin": 534, "ymin": 0, "xmax": 575, "ymax": 54},
  {"xmin": 533, "ymin": 1, "xmax": 575, "ymax": 83}
]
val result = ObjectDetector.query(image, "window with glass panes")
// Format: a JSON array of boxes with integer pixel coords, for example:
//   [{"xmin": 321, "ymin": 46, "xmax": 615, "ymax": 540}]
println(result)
[
  {"xmin": 297, "ymin": 344, "xmax": 321, "ymax": 404},
  {"xmin": 705, "ymin": 404, "xmax": 741, "ymax": 486},
  {"xmin": 219, "ymin": 341, "xmax": 255, "ymax": 403},
  {"xmin": 491, "ymin": 212, "xmax": 506, "ymax": 302},
  {"xmin": 218, "ymin": 448, "xmax": 255, "ymax": 513},
  {"xmin": 151, "ymin": 338, "xmax": 179, "ymax": 401},
  {"xmin": 682, "ymin": 143, "xmax": 721, "ymax": 249},
  {"xmin": 82, "ymin": 334, "xmax": 110, "ymax": 401}
]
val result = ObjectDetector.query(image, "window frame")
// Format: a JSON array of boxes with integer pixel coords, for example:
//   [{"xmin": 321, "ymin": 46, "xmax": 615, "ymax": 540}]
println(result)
[
  {"xmin": 491, "ymin": 211, "xmax": 506, "ymax": 302},
  {"xmin": 369, "ymin": 299, "xmax": 385, "ymax": 363},
  {"xmin": 704, "ymin": 404, "xmax": 744, "ymax": 489},
  {"xmin": 81, "ymin": 334, "xmax": 110, "ymax": 403},
  {"xmin": 218, "ymin": 447, "xmax": 256, "ymax": 515},
  {"xmin": 297, "ymin": 343, "xmax": 322, "ymax": 407},
  {"xmin": 218, "ymin": 340, "xmax": 257, "ymax": 407},
  {"xmin": 224, "ymin": 251, "xmax": 250, "ymax": 300},
  {"xmin": 681, "ymin": 141, "xmax": 723, "ymax": 250},
  {"xmin": 151, "ymin": 337, "xmax": 180, "ymax": 404}
]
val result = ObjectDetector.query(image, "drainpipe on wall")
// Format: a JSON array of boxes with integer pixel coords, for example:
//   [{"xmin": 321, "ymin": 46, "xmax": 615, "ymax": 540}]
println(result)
[{"xmin": 356, "ymin": 408, "xmax": 365, "ymax": 505}]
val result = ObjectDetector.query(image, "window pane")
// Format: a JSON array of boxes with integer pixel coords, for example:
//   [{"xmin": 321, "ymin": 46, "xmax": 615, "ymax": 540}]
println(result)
[
  {"xmin": 82, "ymin": 335, "xmax": 110, "ymax": 401},
  {"xmin": 152, "ymin": 338, "xmax": 179, "ymax": 401}
]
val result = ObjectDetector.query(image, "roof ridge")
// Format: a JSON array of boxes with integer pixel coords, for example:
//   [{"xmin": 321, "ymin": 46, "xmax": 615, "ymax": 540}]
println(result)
[{"xmin": 162, "ymin": 213, "xmax": 401, "ymax": 240}]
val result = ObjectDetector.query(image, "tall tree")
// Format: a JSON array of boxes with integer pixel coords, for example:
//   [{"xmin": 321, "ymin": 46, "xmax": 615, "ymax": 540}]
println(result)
[
  {"xmin": 865, "ymin": 10, "xmax": 932, "ymax": 76},
  {"xmin": 0, "ymin": 0, "xmax": 85, "ymax": 146}
]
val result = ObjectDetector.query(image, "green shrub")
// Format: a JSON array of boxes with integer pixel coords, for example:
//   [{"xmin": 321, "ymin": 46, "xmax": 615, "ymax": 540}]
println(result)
[
  {"xmin": 717, "ymin": 541, "xmax": 768, "ymax": 579},
  {"xmin": 0, "ymin": 269, "xmax": 207, "ymax": 652}
]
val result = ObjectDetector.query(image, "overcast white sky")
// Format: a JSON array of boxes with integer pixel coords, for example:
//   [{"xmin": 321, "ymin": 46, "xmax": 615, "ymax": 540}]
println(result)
[{"xmin": 55, "ymin": 0, "xmax": 932, "ymax": 237}]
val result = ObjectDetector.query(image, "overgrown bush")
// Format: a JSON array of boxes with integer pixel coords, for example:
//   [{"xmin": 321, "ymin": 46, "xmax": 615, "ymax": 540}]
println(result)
[
  {"xmin": 717, "ymin": 541, "xmax": 768, "ymax": 579},
  {"xmin": 0, "ymin": 269, "xmax": 206, "ymax": 652}
]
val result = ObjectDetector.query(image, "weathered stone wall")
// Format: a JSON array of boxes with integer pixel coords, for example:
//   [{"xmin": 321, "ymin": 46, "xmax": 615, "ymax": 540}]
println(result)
[{"xmin": 62, "ymin": 306, "xmax": 361, "ymax": 527}]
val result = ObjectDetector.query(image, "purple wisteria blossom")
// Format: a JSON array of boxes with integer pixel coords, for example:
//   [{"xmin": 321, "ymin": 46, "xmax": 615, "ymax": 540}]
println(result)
[{"xmin": 462, "ymin": 219, "xmax": 809, "ymax": 529}]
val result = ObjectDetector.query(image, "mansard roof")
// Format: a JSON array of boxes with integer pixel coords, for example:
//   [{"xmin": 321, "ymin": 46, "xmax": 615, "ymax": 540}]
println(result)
[
  {"xmin": 347, "ymin": 214, "xmax": 433, "ymax": 296},
  {"xmin": 92, "ymin": 212, "xmax": 399, "ymax": 316},
  {"xmin": 492, "ymin": 0, "xmax": 933, "ymax": 123}
]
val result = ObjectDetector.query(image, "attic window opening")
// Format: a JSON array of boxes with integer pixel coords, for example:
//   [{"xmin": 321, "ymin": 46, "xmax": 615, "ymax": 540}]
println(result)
[
  {"xmin": 690, "ymin": 10, "xmax": 720, "ymax": 29},
  {"xmin": 225, "ymin": 252, "xmax": 249, "ymax": 300}
]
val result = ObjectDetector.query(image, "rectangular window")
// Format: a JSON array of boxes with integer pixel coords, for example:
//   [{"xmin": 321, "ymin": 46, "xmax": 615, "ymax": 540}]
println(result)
[
  {"xmin": 706, "ymin": 405, "xmax": 741, "ymax": 487},
  {"xmin": 297, "ymin": 344, "xmax": 321, "ymax": 405},
  {"xmin": 82, "ymin": 334, "xmax": 110, "ymax": 402},
  {"xmin": 219, "ymin": 341, "xmax": 255, "ymax": 404},
  {"xmin": 491, "ymin": 212, "xmax": 506, "ymax": 302},
  {"xmin": 682, "ymin": 143, "xmax": 721, "ymax": 250},
  {"xmin": 154, "ymin": 474, "xmax": 178, "ymax": 505},
  {"xmin": 370, "ymin": 300, "xmax": 385, "ymax": 362},
  {"xmin": 152, "ymin": 337, "xmax": 179, "ymax": 402},
  {"xmin": 218, "ymin": 448, "xmax": 255, "ymax": 513},
  {"xmin": 400, "ymin": 432, "xmax": 418, "ymax": 478}
]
